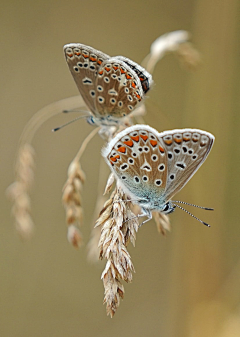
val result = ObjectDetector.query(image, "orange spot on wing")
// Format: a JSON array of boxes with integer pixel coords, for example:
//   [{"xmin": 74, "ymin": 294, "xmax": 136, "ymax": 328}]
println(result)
[
  {"xmin": 90, "ymin": 57, "xmax": 97, "ymax": 62},
  {"xmin": 97, "ymin": 60, "xmax": 102, "ymax": 65},
  {"xmin": 126, "ymin": 74, "xmax": 132, "ymax": 79},
  {"xmin": 123, "ymin": 140, "xmax": 134, "ymax": 147},
  {"xmin": 150, "ymin": 140, "xmax": 157, "ymax": 147},
  {"xmin": 159, "ymin": 146, "xmax": 165, "ymax": 153},
  {"xmin": 82, "ymin": 53, "xmax": 89, "ymax": 58},
  {"xmin": 74, "ymin": 52, "xmax": 81, "ymax": 56},
  {"xmin": 117, "ymin": 146, "xmax": 126, "ymax": 153},
  {"xmin": 113, "ymin": 66, "xmax": 119, "ymax": 70},
  {"xmin": 110, "ymin": 154, "xmax": 120, "ymax": 162},
  {"xmin": 140, "ymin": 135, "xmax": 148, "ymax": 141},
  {"xmin": 131, "ymin": 135, "xmax": 139, "ymax": 142},
  {"xmin": 164, "ymin": 140, "xmax": 172, "ymax": 145},
  {"xmin": 174, "ymin": 137, "xmax": 182, "ymax": 144},
  {"xmin": 183, "ymin": 137, "xmax": 190, "ymax": 141},
  {"xmin": 120, "ymin": 68, "xmax": 126, "ymax": 74},
  {"xmin": 131, "ymin": 82, "xmax": 136, "ymax": 88},
  {"xmin": 192, "ymin": 137, "xmax": 199, "ymax": 142},
  {"xmin": 135, "ymin": 93, "xmax": 141, "ymax": 101},
  {"xmin": 99, "ymin": 70, "xmax": 103, "ymax": 75},
  {"xmin": 105, "ymin": 67, "xmax": 111, "ymax": 72},
  {"xmin": 67, "ymin": 53, "xmax": 73, "ymax": 57}
]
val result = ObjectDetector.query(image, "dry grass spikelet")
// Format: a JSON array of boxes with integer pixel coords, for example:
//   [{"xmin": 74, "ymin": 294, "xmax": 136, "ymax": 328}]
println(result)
[
  {"xmin": 96, "ymin": 186, "xmax": 139, "ymax": 317},
  {"xmin": 142, "ymin": 30, "xmax": 201, "ymax": 74},
  {"xmin": 152, "ymin": 211, "xmax": 171, "ymax": 236},
  {"xmin": 62, "ymin": 160, "xmax": 85, "ymax": 248},
  {"xmin": 6, "ymin": 144, "xmax": 35, "ymax": 239},
  {"xmin": 175, "ymin": 42, "xmax": 202, "ymax": 70},
  {"xmin": 62, "ymin": 126, "xmax": 100, "ymax": 248}
]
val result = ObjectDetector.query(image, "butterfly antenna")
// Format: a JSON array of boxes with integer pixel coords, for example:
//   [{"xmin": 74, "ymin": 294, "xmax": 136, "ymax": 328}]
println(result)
[
  {"xmin": 52, "ymin": 115, "xmax": 90, "ymax": 132},
  {"xmin": 62, "ymin": 109, "xmax": 91, "ymax": 114},
  {"xmin": 172, "ymin": 200, "xmax": 213, "ymax": 211},
  {"xmin": 172, "ymin": 203, "xmax": 211, "ymax": 227}
]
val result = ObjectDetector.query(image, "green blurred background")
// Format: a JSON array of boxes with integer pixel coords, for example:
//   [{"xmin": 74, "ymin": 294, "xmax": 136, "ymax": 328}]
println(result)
[{"xmin": 1, "ymin": 0, "xmax": 240, "ymax": 336}]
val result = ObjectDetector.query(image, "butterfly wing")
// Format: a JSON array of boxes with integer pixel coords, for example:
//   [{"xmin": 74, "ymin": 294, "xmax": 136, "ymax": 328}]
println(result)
[
  {"xmin": 93, "ymin": 58, "xmax": 143, "ymax": 121},
  {"xmin": 114, "ymin": 56, "xmax": 153, "ymax": 93},
  {"xmin": 63, "ymin": 43, "xmax": 110, "ymax": 115},
  {"xmin": 103, "ymin": 125, "xmax": 168, "ymax": 205},
  {"xmin": 158, "ymin": 129, "xmax": 215, "ymax": 201}
]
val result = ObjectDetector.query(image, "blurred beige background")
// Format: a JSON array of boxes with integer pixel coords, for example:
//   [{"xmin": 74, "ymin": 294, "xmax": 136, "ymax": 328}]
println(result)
[{"xmin": 1, "ymin": 0, "xmax": 240, "ymax": 336}]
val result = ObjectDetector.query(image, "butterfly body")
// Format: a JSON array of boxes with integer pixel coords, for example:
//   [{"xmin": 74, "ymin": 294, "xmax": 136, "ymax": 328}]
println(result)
[
  {"xmin": 103, "ymin": 125, "xmax": 214, "ymax": 218},
  {"xmin": 64, "ymin": 44, "xmax": 152, "ymax": 126}
]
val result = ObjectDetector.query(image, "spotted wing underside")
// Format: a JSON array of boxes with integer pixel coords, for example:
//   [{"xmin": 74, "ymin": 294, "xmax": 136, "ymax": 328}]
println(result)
[
  {"xmin": 115, "ymin": 56, "xmax": 153, "ymax": 94},
  {"xmin": 64, "ymin": 43, "xmax": 110, "ymax": 115},
  {"xmin": 159, "ymin": 129, "xmax": 214, "ymax": 201},
  {"xmin": 94, "ymin": 58, "xmax": 143, "ymax": 119},
  {"xmin": 105, "ymin": 126, "xmax": 168, "ymax": 201}
]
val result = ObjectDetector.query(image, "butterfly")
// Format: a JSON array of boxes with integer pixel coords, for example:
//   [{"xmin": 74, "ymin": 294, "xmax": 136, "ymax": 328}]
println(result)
[
  {"xmin": 63, "ymin": 43, "xmax": 152, "ymax": 126},
  {"xmin": 102, "ymin": 124, "xmax": 214, "ymax": 225}
]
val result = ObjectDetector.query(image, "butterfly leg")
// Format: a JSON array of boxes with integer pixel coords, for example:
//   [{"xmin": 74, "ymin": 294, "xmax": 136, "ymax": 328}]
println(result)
[
  {"xmin": 122, "ymin": 207, "xmax": 152, "ymax": 227},
  {"xmin": 138, "ymin": 208, "xmax": 152, "ymax": 227}
]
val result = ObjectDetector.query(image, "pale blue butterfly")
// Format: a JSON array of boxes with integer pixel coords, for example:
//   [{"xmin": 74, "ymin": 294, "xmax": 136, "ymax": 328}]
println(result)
[
  {"xmin": 63, "ymin": 43, "xmax": 152, "ymax": 126},
  {"xmin": 103, "ymin": 125, "xmax": 214, "ymax": 226}
]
